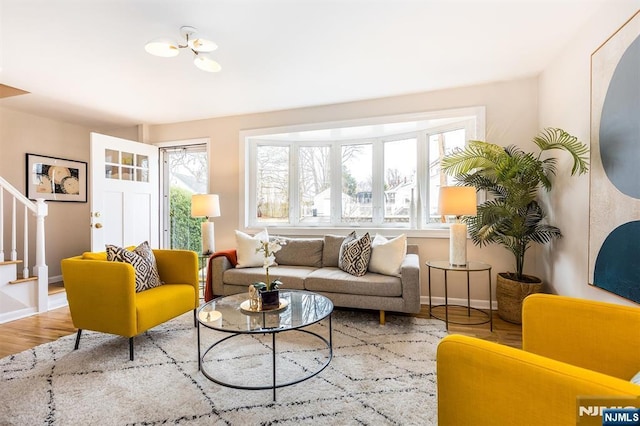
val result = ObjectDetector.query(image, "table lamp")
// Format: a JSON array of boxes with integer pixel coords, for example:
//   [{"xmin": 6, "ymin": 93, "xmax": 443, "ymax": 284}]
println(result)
[
  {"xmin": 438, "ymin": 186, "xmax": 477, "ymax": 266},
  {"xmin": 191, "ymin": 194, "xmax": 221, "ymax": 255}
]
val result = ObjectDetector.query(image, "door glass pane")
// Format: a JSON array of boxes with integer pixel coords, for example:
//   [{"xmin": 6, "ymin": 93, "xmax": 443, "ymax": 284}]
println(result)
[
  {"xmin": 299, "ymin": 146, "xmax": 330, "ymax": 224},
  {"xmin": 136, "ymin": 154, "xmax": 148, "ymax": 168},
  {"xmin": 122, "ymin": 152, "xmax": 134, "ymax": 166},
  {"xmin": 342, "ymin": 144, "xmax": 372, "ymax": 223},
  {"xmin": 165, "ymin": 147, "xmax": 209, "ymax": 252},
  {"xmin": 122, "ymin": 167, "xmax": 134, "ymax": 181},
  {"xmin": 383, "ymin": 138, "xmax": 417, "ymax": 224},
  {"xmin": 105, "ymin": 149, "xmax": 119, "ymax": 164},
  {"xmin": 136, "ymin": 169, "xmax": 149, "ymax": 182},
  {"xmin": 105, "ymin": 165, "xmax": 119, "ymax": 179},
  {"xmin": 256, "ymin": 145, "xmax": 289, "ymax": 223}
]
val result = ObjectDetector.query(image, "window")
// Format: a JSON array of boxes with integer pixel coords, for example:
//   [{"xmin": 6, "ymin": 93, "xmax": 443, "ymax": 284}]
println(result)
[{"xmin": 242, "ymin": 107, "xmax": 484, "ymax": 232}]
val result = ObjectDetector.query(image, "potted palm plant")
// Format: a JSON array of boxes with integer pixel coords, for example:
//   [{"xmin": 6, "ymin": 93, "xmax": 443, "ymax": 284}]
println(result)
[{"xmin": 441, "ymin": 128, "xmax": 589, "ymax": 323}]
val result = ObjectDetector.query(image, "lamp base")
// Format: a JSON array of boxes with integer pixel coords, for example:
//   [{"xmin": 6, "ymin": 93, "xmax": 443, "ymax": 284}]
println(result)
[
  {"xmin": 449, "ymin": 222, "xmax": 467, "ymax": 266},
  {"xmin": 201, "ymin": 221, "xmax": 215, "ymax": 255}
]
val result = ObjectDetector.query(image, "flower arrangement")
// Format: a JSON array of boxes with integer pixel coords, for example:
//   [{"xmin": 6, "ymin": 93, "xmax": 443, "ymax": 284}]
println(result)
[{"xmin": 253, "ymin": 237, "xmax": 286, "ymax": 291}]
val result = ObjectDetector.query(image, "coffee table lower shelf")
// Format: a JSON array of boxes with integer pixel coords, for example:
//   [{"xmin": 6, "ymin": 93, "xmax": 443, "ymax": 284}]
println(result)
[{"xmin": 198, "ymin": 326, "xmax": 333, "ymax": 401}]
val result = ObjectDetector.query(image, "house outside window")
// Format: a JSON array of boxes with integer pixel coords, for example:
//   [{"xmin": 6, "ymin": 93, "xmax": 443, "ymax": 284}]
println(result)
[{"xmin": 241, "ymin": 107, "xmax": 485, "ymax": 233}]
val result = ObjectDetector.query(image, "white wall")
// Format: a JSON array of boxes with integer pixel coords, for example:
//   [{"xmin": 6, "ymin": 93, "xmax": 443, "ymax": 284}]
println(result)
[{"xmin": 538, "ymin": 2, "xmax": 640, "ymax": 306}]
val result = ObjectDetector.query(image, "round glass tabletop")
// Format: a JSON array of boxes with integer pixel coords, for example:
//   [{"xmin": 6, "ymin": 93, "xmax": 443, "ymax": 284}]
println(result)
[
  {"xmin": 197, "ymin": 289, "xmax": 334, "ymax": 333},
  {"xmin": 425, "ymin": 260, "xmax": 491, "ymax": 272}
]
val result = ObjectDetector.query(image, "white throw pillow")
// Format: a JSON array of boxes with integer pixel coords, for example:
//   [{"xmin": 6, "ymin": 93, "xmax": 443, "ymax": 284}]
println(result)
[
  {"xmin": 368, "ymin": 234, "xmax": 407, "ymax": 277},
  {"xmin": 235, "ymin": 229, "xmax": 268, "ymax": 268}
]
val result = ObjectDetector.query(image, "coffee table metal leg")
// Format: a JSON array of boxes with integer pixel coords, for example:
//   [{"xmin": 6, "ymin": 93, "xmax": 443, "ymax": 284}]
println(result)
[
  {"xmin": 272, "ymin": 333, "xmax": 277, "ymax": 401},
  {"xmin": 197, "ymin": 321, "xmax": 201, "ymax": 371}
]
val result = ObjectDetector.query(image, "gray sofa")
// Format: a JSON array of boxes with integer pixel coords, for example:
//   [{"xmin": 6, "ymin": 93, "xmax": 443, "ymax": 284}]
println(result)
[{"xmin": 209, "ymin": 235, "xmax": 421, "ymax": 324}]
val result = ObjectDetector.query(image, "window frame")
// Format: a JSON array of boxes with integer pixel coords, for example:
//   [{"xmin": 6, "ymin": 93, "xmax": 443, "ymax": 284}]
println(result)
[{"xmin": 239, "ymin": 107, "xmax": 485, "ymax": 237}]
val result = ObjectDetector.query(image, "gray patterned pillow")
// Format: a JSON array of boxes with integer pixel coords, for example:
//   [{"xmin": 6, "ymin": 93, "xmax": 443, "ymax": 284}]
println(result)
[
  {"xmin": 106, "ymin": 241, "xmax": 162, "ymax": 292},
  {"xmin": 338, "ymin": 232, "xmax": 371, "ymax": 277}
]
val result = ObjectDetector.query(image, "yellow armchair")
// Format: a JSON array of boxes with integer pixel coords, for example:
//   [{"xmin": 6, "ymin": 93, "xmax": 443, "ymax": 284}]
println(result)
[
  {"xmin": 61, "ymin": 249, "xmax": 199, "ymax": 360},
  {"xmin": 437, "ymin": 294, "xmax": 640, "ymax": 425}
]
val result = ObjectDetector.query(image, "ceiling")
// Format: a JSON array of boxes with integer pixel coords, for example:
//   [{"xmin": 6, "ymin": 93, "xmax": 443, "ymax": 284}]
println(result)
[{"xmin": 0, "ymin": 0, "xmax": 611, "ymax": 130}]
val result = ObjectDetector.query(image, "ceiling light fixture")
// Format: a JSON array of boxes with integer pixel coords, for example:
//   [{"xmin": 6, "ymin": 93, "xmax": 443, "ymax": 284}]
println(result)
[{"xmin": 145, "ymin": 26, "xmax": 221, "ymax": 72}]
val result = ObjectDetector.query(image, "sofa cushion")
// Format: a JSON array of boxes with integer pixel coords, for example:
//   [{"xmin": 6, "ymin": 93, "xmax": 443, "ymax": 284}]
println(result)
[
  {"xmin": 106, "ymin": 241, "xmax": 162, "ymax": 292},
  {"xmin": 223, "ymin": 266, "xmax": 313, "ymax": 290},
  {"xmin": 274, "ymin": 237, "xmax": 323, "ymax": 268},
  {"xmin": 322, "ymin": 234, "xmax": 349, "ymax": 267},
  {"xmin": 304, "ymin": 267, "xmax": 402, "ymax": 297},
  {"xmin": 368, "ymin": 234, "xmax": 407, "ymax": 277},
  {"xmin": 338, "ymin": 232, "xmax": 371, "ymax": 277},
  {"xmin": 235, "ymin": 229, "xmax": 268, "ymax": 268}
]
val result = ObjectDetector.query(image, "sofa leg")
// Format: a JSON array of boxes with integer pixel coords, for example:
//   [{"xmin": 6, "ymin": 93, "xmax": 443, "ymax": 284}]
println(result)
[
  {"xmin": 129, "ymin": 337, "xmax": 134, "ymax": 361},
  {"xmin": 74, "ymin": 329, "xmax": 83, "ymax": 350},
  {"xmin": 379, "ymin": 310, "xmax": 386, "ymax": 325}
]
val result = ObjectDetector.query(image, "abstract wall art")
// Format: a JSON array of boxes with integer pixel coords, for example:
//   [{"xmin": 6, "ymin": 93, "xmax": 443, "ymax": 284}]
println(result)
[{"xmin": 589, "ymin": 10, "xmax": 640, "ymax": 303}]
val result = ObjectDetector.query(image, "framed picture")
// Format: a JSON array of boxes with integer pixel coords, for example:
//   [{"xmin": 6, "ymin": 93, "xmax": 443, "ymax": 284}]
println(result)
[{"xmin": 25, "ymin": 153, "xmax": 87, "ymax": 202}]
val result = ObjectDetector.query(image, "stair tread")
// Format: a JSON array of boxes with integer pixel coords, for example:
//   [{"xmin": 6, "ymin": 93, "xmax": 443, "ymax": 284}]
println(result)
[
  {"xmin": 0, "ymin": 260, "xmax": 23, "ymax": 266},
  {"xmin": 9, "ymin": 276, "xmax": 37, "ymax": 284}
]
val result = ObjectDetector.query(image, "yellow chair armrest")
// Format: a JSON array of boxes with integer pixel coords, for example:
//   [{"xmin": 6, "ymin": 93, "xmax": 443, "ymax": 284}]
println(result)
[
  {"xmin": 61, "ymin": 258, "xmax": 137, "ymax": 336},
  {"xmin": 523, "ymin": 294, "xmax": 640, "ymax": 380},
  {"xmin": 153, "ymin": 249, "xmax": 199, "ymax": 305},
  {"xmin": 437, "ymin": 334, "xmax": 640, "ymax": 426}
]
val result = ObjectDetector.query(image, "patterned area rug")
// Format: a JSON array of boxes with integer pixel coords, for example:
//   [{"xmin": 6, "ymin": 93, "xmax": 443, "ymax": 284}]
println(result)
[{"xmin": 1, "ymin": 310, "xmax": 447, "ymax": 425}]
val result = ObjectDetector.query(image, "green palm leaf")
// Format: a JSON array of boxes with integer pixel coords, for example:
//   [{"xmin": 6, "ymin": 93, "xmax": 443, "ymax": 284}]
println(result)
[{"xmin": 442, "ymin": 127, "xmax": 588, "ymax": 279}]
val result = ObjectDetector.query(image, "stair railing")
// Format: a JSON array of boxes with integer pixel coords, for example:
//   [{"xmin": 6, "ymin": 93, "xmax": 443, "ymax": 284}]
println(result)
[{"xmin": 0, "ymin": 176, "xmax": 49, "ymax": 311}]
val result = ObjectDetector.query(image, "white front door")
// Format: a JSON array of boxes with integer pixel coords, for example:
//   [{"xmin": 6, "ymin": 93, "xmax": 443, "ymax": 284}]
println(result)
[{"xmin": 90, "ymin": 133, "xmax": 159, "ymax": 251}]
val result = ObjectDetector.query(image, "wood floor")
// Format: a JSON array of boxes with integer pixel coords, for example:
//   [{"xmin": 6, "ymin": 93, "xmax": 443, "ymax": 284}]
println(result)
[{"xmin": 0, "ymin": 302, "xmax": 522, "ymax": 358}]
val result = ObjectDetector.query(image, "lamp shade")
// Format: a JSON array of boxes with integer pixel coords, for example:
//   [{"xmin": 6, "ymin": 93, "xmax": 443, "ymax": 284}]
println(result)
[
  {"xmin": 144, "ymin": 38, "xmax": 180, "ymax": 57},
  {"xmin": 191, "ymin": 194, "xmax": 221, "ymax": 218},
  {"xmin": 438, "ymin": 186, "xmax": 477, "ymax": 216},
  {"xmin": 193, "ymin": 53, "xmax": 222, "ymax": 72}
]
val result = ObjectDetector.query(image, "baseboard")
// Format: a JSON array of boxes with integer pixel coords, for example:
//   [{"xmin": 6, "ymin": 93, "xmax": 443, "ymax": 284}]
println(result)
[
  {"xmin": 48, "ymin": 291, "xmax": 68, "ymax": 310},
  {"xmin": 49, "ymin": 274, "xmax": 63, "ymax": 284},
  {"xmin": 0, "ymin": 307, "xmax": 38, "ymax": 324}
]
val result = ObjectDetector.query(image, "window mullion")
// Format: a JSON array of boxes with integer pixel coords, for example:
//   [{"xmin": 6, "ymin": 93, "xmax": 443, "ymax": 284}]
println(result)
[
  {"xmin": 248, "ymin": 141, "xmax": 257, "ymax": 228},
  {"xmin": 290, "ymin": 143, "xmax": 299, "ymax": 226},
  {"xmin": 372, "ymin": 139, "xmax": 384, "ymax": 225},
  {"xmin": 417, "ymin": 132, "xmax": 427, "ymax": 229},
  {"xmin": 331, "ymin": 141, "xmax": 341, "ymax": 226}
]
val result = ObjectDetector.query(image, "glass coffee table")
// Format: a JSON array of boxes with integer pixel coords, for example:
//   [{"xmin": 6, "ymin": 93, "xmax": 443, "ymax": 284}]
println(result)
[{"xmin": 197, "ymin": 289, "xmax": 333, "ymax": 401}]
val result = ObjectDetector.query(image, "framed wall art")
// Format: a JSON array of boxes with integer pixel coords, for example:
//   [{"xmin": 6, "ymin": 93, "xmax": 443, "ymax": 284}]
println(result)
[
  {"xmin": 589, "ymin": 11, "xmax": 640, "ymax": 303},
  {"xmin": 25, "ymin": 153, "xmax": 87, "ymax": 202}
]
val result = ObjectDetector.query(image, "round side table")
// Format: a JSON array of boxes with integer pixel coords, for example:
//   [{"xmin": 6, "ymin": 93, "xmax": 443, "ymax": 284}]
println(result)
[{"xmin": 426, "ymin": 260, "xmax": 492, "ymax": 331}]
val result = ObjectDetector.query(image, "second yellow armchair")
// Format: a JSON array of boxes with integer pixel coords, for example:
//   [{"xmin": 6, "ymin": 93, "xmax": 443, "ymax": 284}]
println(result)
[{"xmin": 437, "ymin": 294, "xmax": 640, "ymax": 425}]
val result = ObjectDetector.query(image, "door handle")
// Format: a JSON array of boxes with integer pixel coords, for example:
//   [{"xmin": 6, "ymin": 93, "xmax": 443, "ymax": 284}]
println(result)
[{"xmin": 94, "ymin": 223, "xmax": 103, "ymax": 229}]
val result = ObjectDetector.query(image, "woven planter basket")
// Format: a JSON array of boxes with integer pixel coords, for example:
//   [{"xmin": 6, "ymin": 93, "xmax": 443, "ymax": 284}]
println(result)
[{"xmin": 496, "ymin": 273, "xmax": 543, "ymax": 324}]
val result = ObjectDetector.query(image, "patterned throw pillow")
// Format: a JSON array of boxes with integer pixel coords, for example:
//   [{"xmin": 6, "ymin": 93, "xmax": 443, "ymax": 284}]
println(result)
[
  {"xmin": 106, "ymin": 241, "xmax": 162, "ymax": 292},
  {"xmin": 338, "ymin": 232, "xmax": 372, "ymax": 277}
]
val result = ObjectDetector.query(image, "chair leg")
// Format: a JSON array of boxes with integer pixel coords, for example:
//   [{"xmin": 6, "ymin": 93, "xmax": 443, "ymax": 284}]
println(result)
[
  {"xmin": 129, "ymin": 337, "xmax": 134, "ymax": 361},
  {"xmin": 74, "ymin": 329, "xmax": 83, "ymax": 350},
  {"xmin": 193, "ymin": 308, "xmax": 197, "ymax": 327}
]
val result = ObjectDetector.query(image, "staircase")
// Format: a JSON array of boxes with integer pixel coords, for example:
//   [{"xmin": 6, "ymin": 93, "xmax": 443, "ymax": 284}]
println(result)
[{"xmin": 0, "ymin": 176, "xmax": 51, "ymax": 323}]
